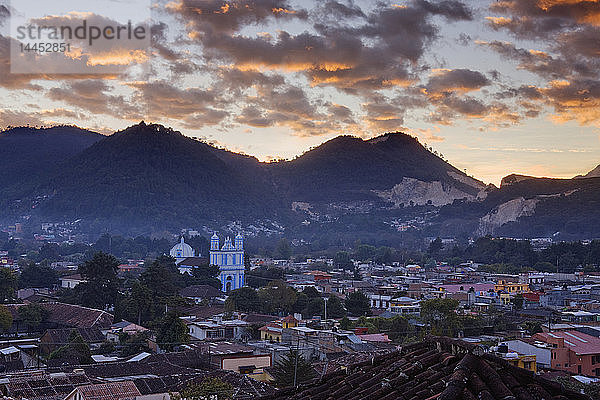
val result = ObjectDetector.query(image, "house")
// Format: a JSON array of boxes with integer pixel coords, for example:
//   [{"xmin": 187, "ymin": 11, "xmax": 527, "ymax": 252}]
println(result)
[
  {"xmin": 503, "ymin": 338, "xmax": 552, "ymax": 368},
  {"xmin": 534, "ymin": 330, "xmax": 600, "ymax": 376},
  {"xmin": 186, "ymin": 318, "xmax": 248, "ymax": 341},
  {"xmin": 259, "ymin": 316, "xmax": 298, "ymax": 342},
  {"xmin": 180, "ymin": 284, "xmax": 223, "ymax": 304},
  {"xmin": 259, "ymin": 323, "xmax": 283, "ymax": 342},
  {"xmin": 389, "ymin": 297, "xmax": 421, "ymax": 316},
  {"xmin": 60, "ymin": 274, "xmax": 87, "ymax": 289},
  {"xmin": 64, "ymin": 381, "xmax": 141, "ymax": 400},
  {"xmin": 369, "ymin": 294, "xmax": 392, "ymax": 309},
  {"xmin": 103, "ymin": 320, "xmax": 148, "ymax": 343},
  {"xmin": 199, "ymin": 341, "xmax": 272, "ymax": 381}
]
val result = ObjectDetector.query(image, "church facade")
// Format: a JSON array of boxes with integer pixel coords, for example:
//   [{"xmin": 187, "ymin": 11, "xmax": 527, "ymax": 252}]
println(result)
[{"xmin": 210, "ymin": 233, "xmax": 245, "ymax": 292}]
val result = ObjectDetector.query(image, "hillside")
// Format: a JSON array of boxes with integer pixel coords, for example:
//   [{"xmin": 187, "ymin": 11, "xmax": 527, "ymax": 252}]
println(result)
[
  {"xmin": 1, "ymin": 122, "xmax": 598, "ymax": 240},
  {"xmin": 273, "ymin": 133, "xmax": 485, "ymax": 203},
  {"xmin": 0, "ymin": 125, "xmax": 103, "ymax": 188},
  {"xmin": 26, "ymin": 123, "xmax": 285, "ymax": 232}
]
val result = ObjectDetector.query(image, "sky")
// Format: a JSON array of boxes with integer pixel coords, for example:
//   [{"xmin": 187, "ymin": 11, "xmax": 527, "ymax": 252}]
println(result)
[{"xmin": 0, "ymin": 0, "xmax": 599, "ymax": 185}]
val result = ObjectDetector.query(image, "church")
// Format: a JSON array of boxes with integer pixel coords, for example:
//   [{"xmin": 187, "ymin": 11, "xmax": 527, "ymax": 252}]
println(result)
[
  {"xmin": 210, "ymin": 233, "xmax": 245, "ymax": 292},
  {"xmin": 170, "ymin": 234, "xmax": 245, "ymax": 291}
]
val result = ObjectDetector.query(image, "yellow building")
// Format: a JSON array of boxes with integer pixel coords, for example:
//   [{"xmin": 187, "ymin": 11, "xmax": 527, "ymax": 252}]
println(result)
[
  {"xmin": 259, "ymin": 315, "xmax": 298, "ymax": 342},
  {"xmin": 259, "ymin": 323, "xmax": 283, "ymax": 342},
  {"xmin": 500, "ymin": 353, "xmax": 537, "ymax": 372},
  {"xmin": 494, "ymin": 280, "xmax": 530, "ymax": 294}
]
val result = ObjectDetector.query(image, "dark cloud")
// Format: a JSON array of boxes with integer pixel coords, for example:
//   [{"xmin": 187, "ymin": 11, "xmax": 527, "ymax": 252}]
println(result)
[
  {"xmin": 425, "ymin": 69, "xmax": 490, "ymax": 95},
  {"xmin": 48, "ymin": 80, "xmax": 138, "ymax": 118},
  {"xmin": 166, "ymin": 0, "xmax": 308, "ymax": 34}
]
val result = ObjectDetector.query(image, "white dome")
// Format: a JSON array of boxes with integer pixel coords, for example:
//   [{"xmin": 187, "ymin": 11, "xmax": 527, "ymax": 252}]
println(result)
[{"xmin": 170, "ymin": 237, "xmax": 195, "ymax": 259}]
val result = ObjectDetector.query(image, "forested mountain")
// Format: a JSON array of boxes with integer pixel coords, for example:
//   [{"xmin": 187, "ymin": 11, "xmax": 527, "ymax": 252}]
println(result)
[
  {"xmin": 1, "ymin": 122, "xmax": 599, "ymax": 241},
  {"xmin": 0, "ymin": 125, "xmax": 102, "ymax": 186}
]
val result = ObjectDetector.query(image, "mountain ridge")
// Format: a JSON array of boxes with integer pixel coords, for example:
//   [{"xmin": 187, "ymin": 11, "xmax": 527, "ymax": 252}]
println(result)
[{"xmin": 0, "ymin": 122, "xmax": 598, "ymax": 241}]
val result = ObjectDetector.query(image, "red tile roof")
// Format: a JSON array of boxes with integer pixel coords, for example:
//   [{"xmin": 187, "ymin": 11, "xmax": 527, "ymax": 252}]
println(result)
[{"xmin": 74, "ymin": 381, "xmax": 141, "ymax": 400}]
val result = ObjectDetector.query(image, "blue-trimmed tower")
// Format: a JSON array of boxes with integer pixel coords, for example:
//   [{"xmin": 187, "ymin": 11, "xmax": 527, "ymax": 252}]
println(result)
[{"xmin": 209, "ymin": 233, "xmax": 245, "ymax": 292}]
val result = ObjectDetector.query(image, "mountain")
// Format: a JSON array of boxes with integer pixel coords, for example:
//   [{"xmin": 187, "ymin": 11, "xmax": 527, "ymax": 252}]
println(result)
[
  {"xmin": 575, "ymin": 164, "xmax": 600, "ymax": 179},
  {"xmin": 14, "ymin": 123, "xmax": 285, "ymax": 232},
  {"xmin": 272, "ymin": 133, "xmax": 486, "ymax": 204},
  {"xmin": 1, "ymin": 122, "xmax": 599, "ymax": 241},
  {"xmin": 0, "ymin": 125, "xmax": 103, "ymax": 187}
]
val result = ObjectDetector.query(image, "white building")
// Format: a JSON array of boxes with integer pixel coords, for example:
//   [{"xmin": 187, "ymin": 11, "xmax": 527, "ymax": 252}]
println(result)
[{"xmin": 169, "ymin": 237, "xmax": 196, "ymax": 263}]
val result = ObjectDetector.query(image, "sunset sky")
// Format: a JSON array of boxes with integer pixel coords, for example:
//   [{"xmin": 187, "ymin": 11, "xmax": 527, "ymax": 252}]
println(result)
[{"xmin": 1, "ymin": 0, "xmax": 599, "ymax": 185}]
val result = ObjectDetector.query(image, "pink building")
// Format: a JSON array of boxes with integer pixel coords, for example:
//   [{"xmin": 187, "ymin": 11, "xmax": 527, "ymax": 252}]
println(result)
[{"xmin": 533, "ymin": 330, "xmax": 600, "ymax": 377}]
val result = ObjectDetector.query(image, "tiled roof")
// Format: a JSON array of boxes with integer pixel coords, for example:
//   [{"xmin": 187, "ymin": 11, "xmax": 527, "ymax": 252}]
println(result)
[
  {"xmin": 74, "ymin": 381, "xmax": 141, "ymax": 400},
  {"xmin": 242, "ymin": 313, "xmax": 279, "ymax": 324},
  {"xmin": 2, "ymin": 370, "xmax": 93, "ymax": 400},
  {"xmin": 260, "ymin": 336, "xmax": 592, "ymax": 400},
  {"xmin": 42, "ymin": 327, "xmax": 105, "ymax": 345},
  {"xmin": 282, "ymin": 315, "xmax": 298, "ymax": 323},
  {"xmin": 7, "ymin": 302, "xmax": 113, "ymax": 329},
  {"xmin": 180, "ymin": 284, "xmax": 223, "ymax": 299}
]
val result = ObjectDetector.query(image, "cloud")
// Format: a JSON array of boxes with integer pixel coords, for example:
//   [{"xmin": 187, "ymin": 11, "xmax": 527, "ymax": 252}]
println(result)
[
  {"xmin": 166, "ymin": 0, "xmax": 308, "ymax": 34},
  {"xmin": 425, "ymin": 68, "xmax": 490, "ymax": 95},
  {"xmin": 48, "ymin": 80, "xmax": 139, "ymax": 118},
  {"xmin": 484, "ymin": 0, "xmax": 600, "ymax": 126}
]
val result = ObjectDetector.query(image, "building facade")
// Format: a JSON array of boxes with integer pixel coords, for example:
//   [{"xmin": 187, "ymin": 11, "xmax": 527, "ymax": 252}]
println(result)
[{"xmin": 210, "ymin": 233, "xmax": 245, "ymax": 292}]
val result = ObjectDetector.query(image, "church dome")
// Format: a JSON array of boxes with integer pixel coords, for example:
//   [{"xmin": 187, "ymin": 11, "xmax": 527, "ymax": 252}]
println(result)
[{"xmin": 170, "ymin": 237, "xmax": 195, "ymax": 259}]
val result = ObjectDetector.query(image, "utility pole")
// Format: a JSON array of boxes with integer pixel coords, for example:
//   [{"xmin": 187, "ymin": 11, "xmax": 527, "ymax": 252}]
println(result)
[{"xmin": 293, "ymin": 336, "xmax": 299, "ymax": 388}]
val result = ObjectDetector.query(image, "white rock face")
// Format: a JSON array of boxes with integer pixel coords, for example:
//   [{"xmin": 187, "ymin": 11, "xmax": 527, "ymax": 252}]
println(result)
[
  {"xmin": 374, "ymin": 177, "xmax": 475, "ymax": 207},
  {"xmin": 477, "ymin": 197, "xmax": 539, "ymax": 236},
  {"xmin": 447, "ymin": 171, "xmax": 486, "ymax": 191}
]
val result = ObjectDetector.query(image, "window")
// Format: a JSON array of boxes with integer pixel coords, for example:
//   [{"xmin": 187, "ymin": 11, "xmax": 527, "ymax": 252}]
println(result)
[{"xmin": 578, "ymin": 365, "xmax": 582, "ymax": 374}]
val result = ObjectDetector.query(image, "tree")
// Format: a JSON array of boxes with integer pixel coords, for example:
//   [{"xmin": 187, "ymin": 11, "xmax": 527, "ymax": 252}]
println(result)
[
  {"xmin": 17, "ymin": 303, "xmax": 49, "ymax": 331},
  {"xmin": 428, "ymin": 237, "xmax": 443, "ymax": 257},
  {"xmin": 0, "ymin": 268, "xmax": 17, "ymax": 303},
  {"xmin": 512, "ymin": 294, "xmax": 524, "ymax": 310},
  {"xmin": 140, "ymin": 255, "xmax": 182, "ymax": 298},
  {"xmin": 224, "ymin": 287, "xmax": 263, "ymax": 312},
  {"xmin": 78, "ymin": 252, "xmax": 119, "ymax": 309},
  {"xmin": 39, "ymin": 242, "xmax": 60, "ymax": 261},
  {"xmin": 119, "ymin": 281, "xmax": 155, "ymax": 325},
  {"xmin": 258, "ymin": 280, "xmax": 297, "ymax": 315},
  {"xmin": 119, "ymin": 331, "xmax": 151, "ymax": 357},
  {"xmin": 156, "ymin": 310, "xmax": 189, "ymax": 352},
  {"xmin": 246, "ymin": 266, "xmax": 284, "ymax": 289},
  {"xmin": 326, "ymin": 295, "xmax": 346, "ymax": 319},
  {"xmin": 274, "ymin": 238, "xmax": 292, "ymax": 260},
  {"xmin": 333, "ymin": 251, "xmax": 353, "ymax": 270},
  {"xmin": 302, "ymin": 286, "xmax": 320, "ymax": 299},
  {"xmin": 176, "ymin": 378, "xmax": 234, "ymax": 400},
  {"xmin": 420, "ymin": 298, "xmax": 460, "ymax": 336},
  {"xmin": 19, "ymin": 262, "xmax": 59, "ymax": 288},
  {"xmin": 185, "ymin": 263, "xmax": 221, "ymax": 289},
  {"xmin": 0, "ymin": 305, "xmax": 13, "ymax": 333},
  {"xmin": 345, "ymin": 291, "xmax": 371, "ymax": 316},
  {"xmin": 354, "ymin": 244, "xmax": 376, "ymax": 261},
  {"xmin": 339, "ymin": 316, "xmax": 352, "ymax": 330},
  {"xmin": 271, "ymin": 350, "xmax": 315, "ymax": 387},
  {"xmin": 48, "ymin": 330, "xmax": 93, "ymax": 364},
  {"xmin": 303, "ymin": 297, "xmax": 324, "ymax": 319}
]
